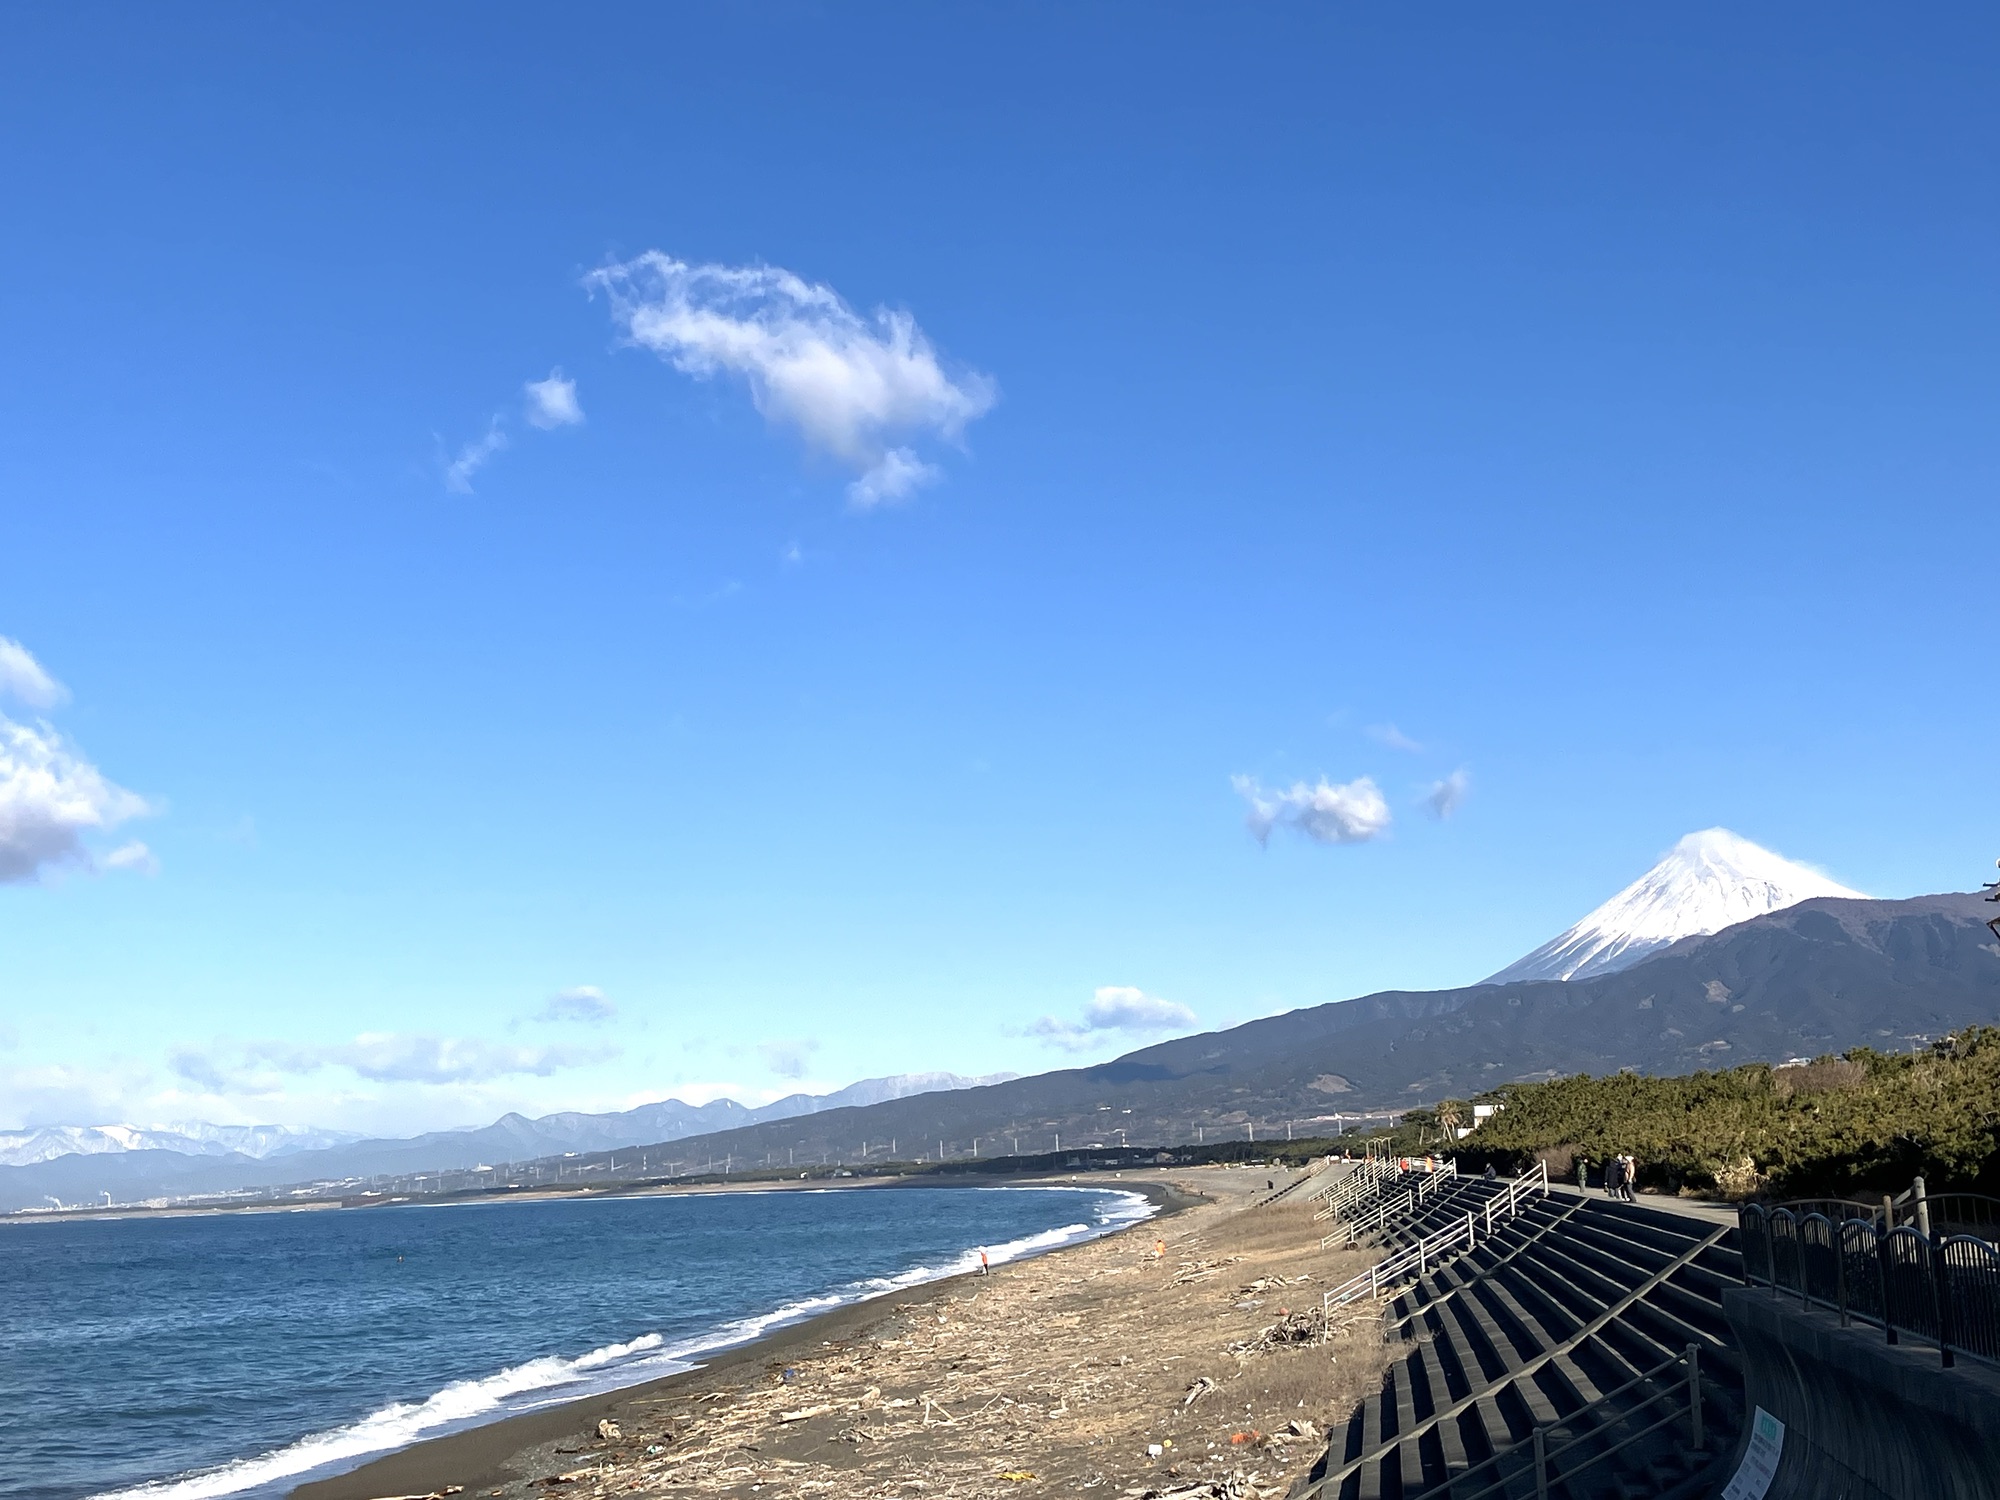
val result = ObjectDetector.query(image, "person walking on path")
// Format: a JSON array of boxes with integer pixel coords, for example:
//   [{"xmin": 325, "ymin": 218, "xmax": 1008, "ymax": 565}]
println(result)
[
  {"xmin": 1576, "ymin": 1156, "xmax": 1592, "ymax": 1193},
  {"xmin": 1604, "ymin": 1155, "xmax": 1623, "ymax": 1198},
  {"xmin": 1621, "ymin": 1155, "xmax": 1639, "ymax": 1202}
]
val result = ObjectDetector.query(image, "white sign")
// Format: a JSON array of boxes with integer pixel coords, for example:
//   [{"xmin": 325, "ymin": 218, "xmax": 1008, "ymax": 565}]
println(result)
[{"xmin": 1720, "ymin": 1406, "xmax": 1785, "ymax": 1500}]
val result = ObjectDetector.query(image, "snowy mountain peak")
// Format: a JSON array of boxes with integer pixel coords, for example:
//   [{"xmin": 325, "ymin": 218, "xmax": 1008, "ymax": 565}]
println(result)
[
  {"xmin": 1486, "ymin": 828, "xmax": 1866, "ymax": 985},
  {"xmin": 0, "ymin": 1122, "xmax": 364, "ymax": 1170}
]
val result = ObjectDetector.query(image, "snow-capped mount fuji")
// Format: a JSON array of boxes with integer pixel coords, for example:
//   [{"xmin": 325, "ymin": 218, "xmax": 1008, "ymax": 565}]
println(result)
[{"xmin": 1486, "ymin": 828, "xmax": 1866, "ymax": 985}]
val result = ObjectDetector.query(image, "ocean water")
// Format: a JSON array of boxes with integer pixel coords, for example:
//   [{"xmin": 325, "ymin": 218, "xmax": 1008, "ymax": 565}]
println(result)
[{"xmin": 0, "ymin": 1184, "xmax": 1150, "ymax": 1500}]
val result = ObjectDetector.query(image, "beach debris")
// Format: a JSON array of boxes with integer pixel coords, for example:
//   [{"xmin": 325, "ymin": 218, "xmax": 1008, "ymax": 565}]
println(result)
[
  {"xmin": 1228, "ymin": 1429, "xmax": 1262, "ymax": 1445},
  {"xmin": 777, "ymin": 1403, "xmax": 834, "ymax": 1423},
  {"xmin": 1180, "ymin": 1376, "xmax": 1216, "ymax": 1408},
  {"xmin": 596, "ymin": 1418, "xmax": 622, "ymax": 1441},
  {"xmin": 1284, "ymin": 1418, "xmax": 1319, "ymax": 1440},
  {"xmin": 1147, "ymin": 1443, "xmax": 1165, "ymax": 1458},
  {"xmin": 363, "ymin": 1489, "xmax": 463, "ymax": 1500},
  {"xmin": 998, "ymin": 1472, "xmax": 1038, "ymax": 1482}
]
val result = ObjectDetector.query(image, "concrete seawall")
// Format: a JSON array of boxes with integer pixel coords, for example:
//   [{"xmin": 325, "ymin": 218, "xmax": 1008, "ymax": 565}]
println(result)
[{"xmin": 1721, "ymin": 1286, "xmax": 2000, "ymax": 1500}]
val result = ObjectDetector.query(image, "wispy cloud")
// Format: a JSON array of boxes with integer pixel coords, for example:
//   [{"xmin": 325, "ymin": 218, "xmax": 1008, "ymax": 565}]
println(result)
[
  {"xmin": 757, "ymin": 1037, "xmax": 821, "ymax": 1080},
  {"xmin": 443, "ymin": 420, "xmax": 508, "ymax": 494},
  {"xmin": 524, "ymin": 369, "xmax": 585, "ymax": 429},
  {"xmin": 1026, "ymin": 986, "xmax": 1197, "ymax": 1053},
  {"xmin": 1425, "ymin": 768, "xmax": 1471, "ymax": 819},
  {"xmin": 1231, "ymin": 774, "xmax": 1391, "ymax": 846},
  {"xmin": 586, "ymin": 252, "xmax": 996, "ymax": 508},
  {"xmin": 1366, "ymin": 723, "xmax": 1425, "ymax": 754},
  {"xmin": 230, "ymin": 1033, "xmax": 615, "ymax": 1086},
  {"xmin": 0, "ymin": 702, "xmax": 153, "ymax": 885},
  {"xmin": 0, "ymin": 638, "xmax": 67, "ymax": 710},
  {"xmin": 102, "ymin": 840, "xmax": 160, "ymax": 876},
  {"xmin": 537, "ymin": 985, "xmax": 616, "ymax": 1024}
]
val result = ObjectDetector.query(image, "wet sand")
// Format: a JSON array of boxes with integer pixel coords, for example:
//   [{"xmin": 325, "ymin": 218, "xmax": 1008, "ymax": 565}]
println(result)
[{"xmin": 291, "ymin": 1166, "xmax": 1388, "ymax": 1500}]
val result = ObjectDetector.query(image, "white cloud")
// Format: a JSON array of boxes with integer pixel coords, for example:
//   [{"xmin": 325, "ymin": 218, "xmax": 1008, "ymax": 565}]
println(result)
[
  {"xmin": 1026, "ymin": 986, "xmax": 1198, "ymax": 1052},
  {"xmin": 232, "ymin": 1033, "xmax": 614, "ymax": 1086},
  {"xmin": 0, "ymin": 715, "xmax": 152, "ymax": 883},
  {"xmin": 757, "ymin": 1037, "xmax": 821, "ymax": 1080},
  {"xmin": 524, "ymin": 369, "xmax": 585, "ymax": 429},
  {"xmin": 846, "ymin": 447, "xmax": 940, "ymax": 508},
  {"xmin": 1232, "ymin": 773, "xmax": 1391, "ymax": 846},
  {"xmin": 444, "ymin": 420, "xmax": 508, "ymax": 494},
  {"xmin": 537, "ymin": 985, "xmax": 616, "ymax": 1023},
  {"xmin": 102, "ymin": 840, "xmax": 160, "ymax": 876},
  {"xmin": 1366, "ymin": 723, "xmax": 1425, "ymax": 754},
  {"xmin": 586, "ymin": 251, "xmax": 996, "ymax": 506},
  {"xmin": 1425, "ymin": 768, "xmax": 1471, "ymax": 819},
  {"xmin": 0, "ymin": 1060, "xmax": 152, "ymax": 1128},
  {"xmin": 0, "ymin": 638, "xmax": 67, "ymax": 710}
]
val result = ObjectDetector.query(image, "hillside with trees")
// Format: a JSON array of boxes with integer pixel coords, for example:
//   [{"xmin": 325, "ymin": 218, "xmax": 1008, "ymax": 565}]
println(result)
[{"xmin": 1418, "ymin": 1026, "xmax": 2000, "ymax": 1199}]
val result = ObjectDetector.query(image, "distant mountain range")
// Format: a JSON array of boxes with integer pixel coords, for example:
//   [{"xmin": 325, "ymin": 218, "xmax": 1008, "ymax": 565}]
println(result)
[
  {"xmin": 9, "ymin": 832, "xmax": 1997, "ymax": 1214},
  {"xmin": 1487, "ymin": 828, "xmax": 1864, "ymax": 984},
  {"xmin": 0, "ymin": 1122, "xmax": 365, "ymax": 1169},
  {"xmin": 0, "ymin": 1072, "xmax": 1014, "ymax": 1210},
  {"xmin": 577, "ymin": 889, "xmax": 1998, "ymax": 1168}
]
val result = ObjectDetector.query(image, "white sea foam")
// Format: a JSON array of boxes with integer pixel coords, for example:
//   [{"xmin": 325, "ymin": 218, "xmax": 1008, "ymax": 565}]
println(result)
[{"xmin": 91, "ymin": 1187, "xmax": 1155, "ymax": 1500}]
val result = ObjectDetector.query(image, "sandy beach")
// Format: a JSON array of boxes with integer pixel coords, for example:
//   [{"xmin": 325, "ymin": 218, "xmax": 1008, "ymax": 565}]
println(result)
[{"xmin": 290, "ymin": 1166, "xmax": 1387, "ymax": 1500}]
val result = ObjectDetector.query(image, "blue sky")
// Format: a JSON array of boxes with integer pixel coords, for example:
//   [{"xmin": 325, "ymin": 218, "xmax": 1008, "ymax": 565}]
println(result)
[{"xmin": 2, "ymin": 6, "xmax": 1994, "ymax": 1136}]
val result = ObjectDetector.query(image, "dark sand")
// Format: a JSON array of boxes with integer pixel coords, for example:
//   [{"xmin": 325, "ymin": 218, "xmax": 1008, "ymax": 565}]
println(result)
[{"xmin": 290, "ymin": 1174, "xmax": 1205, "ymax": 1500}]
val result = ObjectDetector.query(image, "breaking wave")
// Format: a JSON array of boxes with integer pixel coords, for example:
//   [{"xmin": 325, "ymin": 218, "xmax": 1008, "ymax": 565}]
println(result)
[{"xmin": 89, "ymin": 1187, "xmax": 1154, "ymax": 1500}]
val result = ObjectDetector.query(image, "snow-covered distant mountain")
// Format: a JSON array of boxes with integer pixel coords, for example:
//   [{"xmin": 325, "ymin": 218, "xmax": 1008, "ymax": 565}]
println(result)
[
  {"xmin": 1486, "ymin": 828, "xmax": 1866, "ymax": 984},
  {"xmin": 0, "ymin": 1122, "xmax": 364, "ymax": 1169},
  {"xmin": 0, "ymin": 1074, "xmax": 1015, "ymax": 1173}
]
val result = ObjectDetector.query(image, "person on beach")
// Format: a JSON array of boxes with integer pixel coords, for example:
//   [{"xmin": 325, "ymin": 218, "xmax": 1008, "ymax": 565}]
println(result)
[{"xmin": 978, "ymin": 1249, "xmax": 989, "ymax": 1275}]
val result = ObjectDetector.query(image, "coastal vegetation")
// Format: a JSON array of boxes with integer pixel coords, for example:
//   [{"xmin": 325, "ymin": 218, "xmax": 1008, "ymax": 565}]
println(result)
[{"xmin": 1411, "ymin": 1027, "xmax": 2000, "ymax": 1200}]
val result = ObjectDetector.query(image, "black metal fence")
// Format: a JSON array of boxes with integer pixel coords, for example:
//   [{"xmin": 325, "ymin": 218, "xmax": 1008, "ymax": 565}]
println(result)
[{"xmin": 1739, "ymin": 1202, "xmax": 2000, "ymax": 1368}]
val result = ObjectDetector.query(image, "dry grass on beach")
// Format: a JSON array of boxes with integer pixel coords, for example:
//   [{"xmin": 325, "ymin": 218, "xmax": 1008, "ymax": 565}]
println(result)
[{"xmin": 476, "ymin": 1178, "xmax": 1389, "ymax": 1500}]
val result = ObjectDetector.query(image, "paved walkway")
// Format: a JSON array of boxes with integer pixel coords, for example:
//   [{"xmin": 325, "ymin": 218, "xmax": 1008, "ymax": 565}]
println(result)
[{"xmin": 1542, "ymin": 1179, "xmax": 1739, "ymax": 1226}]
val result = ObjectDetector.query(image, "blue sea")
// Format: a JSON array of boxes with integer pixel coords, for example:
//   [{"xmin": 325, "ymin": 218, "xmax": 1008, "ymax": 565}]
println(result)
[{"xmin": 0, "ymin": 1184, "xmax": 1150, "ymax": 1500}]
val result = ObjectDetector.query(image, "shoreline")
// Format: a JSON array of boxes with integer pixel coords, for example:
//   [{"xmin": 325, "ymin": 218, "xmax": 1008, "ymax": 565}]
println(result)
[
  {"xmin": 271, "ymin": 1161, "xmax": 1389, "ymax": 1500},
  {"xmin": 286, "ymin": 1174, "xmax": 1200, "ymax": 1499},
  {"xmin": 6, "ymin": 1164, "xmax": 1149, "ymax": 1229}
]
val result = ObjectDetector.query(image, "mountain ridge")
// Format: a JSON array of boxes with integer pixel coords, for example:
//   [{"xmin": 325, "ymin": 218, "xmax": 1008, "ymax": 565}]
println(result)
[
  {"xmin": 0, "ymin": 1071, "xmax": 1014, "ymax": 1194},
  {"xmin": 6, "ymin": 895, "xmax": 1993, "ymax": 1212},
  {"xmin": 1487, "ymin": 828, "xmax": 1865, "ymax": 984}
]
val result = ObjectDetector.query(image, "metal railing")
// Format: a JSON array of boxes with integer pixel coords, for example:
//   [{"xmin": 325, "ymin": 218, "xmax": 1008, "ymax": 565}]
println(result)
[
  {"xmin": 1326, "ymin": 1188, "xmax": 1416, "ymax": 1249},
  {"xmin": 1480, "ymin": 1159, "xmax": 1548, "ymax": 1234},
  {"xmin": 1313, "ymin": 1157, "xmax": 1399, "ymax": 1222},
  {"xmin": 1300, "ymin": 1227, "xmax": 1728, "ymax": 1495},
  {"xmin": 1399, "ymin": 1344, "xmax": 1706, "ymax": 1500},
  {"xmin": 1323, "ymin": 1213, "xmax": 1477, "ymax": 1320},
  {"xmin": 1740, "ymin": 1199, "xmax": 2000, "ymax": 1368}
]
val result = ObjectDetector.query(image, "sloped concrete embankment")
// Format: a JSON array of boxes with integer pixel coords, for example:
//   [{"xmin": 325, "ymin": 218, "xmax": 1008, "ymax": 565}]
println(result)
[{"xmin": 1722, "ymin": 1288, "xmax": 2000, "ymax": 1500}]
